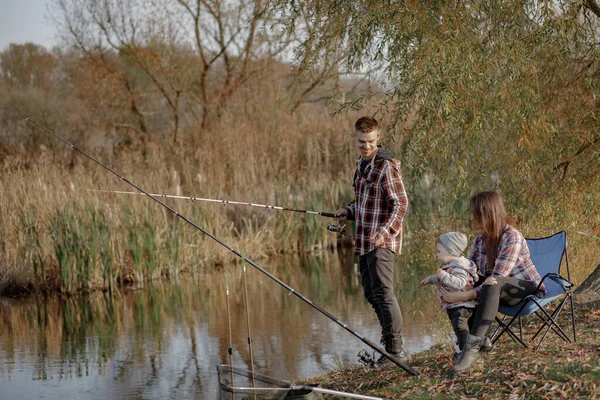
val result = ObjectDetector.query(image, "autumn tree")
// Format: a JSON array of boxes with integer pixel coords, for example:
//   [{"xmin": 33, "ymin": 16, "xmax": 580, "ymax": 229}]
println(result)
[
  {"xmin": 49, "ymin": 0, "xmax": 341, "ymax": 145},
  {"xmin": 0, "ymin": 43, "xmax": 57, "ymax": 87}
]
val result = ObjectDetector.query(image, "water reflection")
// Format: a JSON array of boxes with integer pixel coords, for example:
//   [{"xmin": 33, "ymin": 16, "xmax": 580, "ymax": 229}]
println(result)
[{"xmin": 0, "ymin": 246, "xmax": 448, "ymax": 399}]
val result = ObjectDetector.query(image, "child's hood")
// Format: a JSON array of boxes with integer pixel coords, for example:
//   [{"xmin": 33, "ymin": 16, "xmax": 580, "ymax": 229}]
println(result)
[{"xmin": 446, "ymin": 256, "xmax": 479, "ymax": 282}]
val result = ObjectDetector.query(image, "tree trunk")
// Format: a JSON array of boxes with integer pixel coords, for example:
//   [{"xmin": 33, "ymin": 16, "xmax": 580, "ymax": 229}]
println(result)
[{"xmin": 574, "ymin": 264, "xmax": 600, "ymax": 308}]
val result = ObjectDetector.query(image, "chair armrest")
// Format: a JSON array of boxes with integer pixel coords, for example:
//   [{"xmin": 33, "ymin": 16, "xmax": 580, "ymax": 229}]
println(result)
[{"xmin": 540, "ymin": 272, "xmax": 573, "ymax": 288}]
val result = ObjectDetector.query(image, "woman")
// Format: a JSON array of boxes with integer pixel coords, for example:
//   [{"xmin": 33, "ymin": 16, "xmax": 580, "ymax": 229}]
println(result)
[{"xmin": 443, "ymin": 191, "xmax": 546, "ymax": 373}]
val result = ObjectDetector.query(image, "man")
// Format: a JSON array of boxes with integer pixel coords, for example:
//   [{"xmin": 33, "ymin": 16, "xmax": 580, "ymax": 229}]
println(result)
[{"xmin": 335, "ymin": 116, "xmax": 410, "ymax": 364}]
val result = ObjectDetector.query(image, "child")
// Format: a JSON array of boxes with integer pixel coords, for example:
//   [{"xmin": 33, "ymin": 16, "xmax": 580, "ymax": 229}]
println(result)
[{"xmin": 420, "ymin": 232, "xmax": 479, "ymax": 360}]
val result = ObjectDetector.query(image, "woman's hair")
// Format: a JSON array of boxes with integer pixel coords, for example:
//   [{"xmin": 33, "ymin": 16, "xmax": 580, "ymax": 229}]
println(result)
[{"xmin": 470, "ymin": 191, "xmax": 508, "ymax": 269}]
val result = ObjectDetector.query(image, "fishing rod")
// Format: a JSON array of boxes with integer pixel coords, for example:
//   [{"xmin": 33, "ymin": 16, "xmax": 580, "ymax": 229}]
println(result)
[
  {"xmin": 241, "ymin": 257, "xmax": 257, "ymax": 395},
  {"xmin": 89, "ymin": 189, "xmax": 346, "ymax": 234},
  {"xmin": 10, "ymin": 109, "xmax": 418, "ymax": 376}
]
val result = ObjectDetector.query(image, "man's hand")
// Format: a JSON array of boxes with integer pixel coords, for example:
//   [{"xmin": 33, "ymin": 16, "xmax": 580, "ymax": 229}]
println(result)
[
  {"xmin": 370, "ymin": 232, "xmax": 385, "ymax": 247},
  {"xmin": 334, "ymin": 208, "xmax": 348, "ymax": 220}
]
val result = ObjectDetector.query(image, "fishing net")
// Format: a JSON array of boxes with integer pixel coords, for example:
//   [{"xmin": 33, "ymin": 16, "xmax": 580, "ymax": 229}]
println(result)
[{"xmin": 216, "ymin": 365, "xmax": 320, "ymax": 400}]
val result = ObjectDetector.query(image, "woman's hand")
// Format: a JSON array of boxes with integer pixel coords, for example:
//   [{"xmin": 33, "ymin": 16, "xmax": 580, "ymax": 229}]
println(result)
[{"xmin": 441, "ymin": 288, "xmax": 475, "ymax": 303}]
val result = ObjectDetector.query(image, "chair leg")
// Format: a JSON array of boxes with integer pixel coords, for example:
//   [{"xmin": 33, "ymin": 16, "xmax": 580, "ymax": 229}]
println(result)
[
  {"xmin": 505, "ymin": 326, "xmax": 529, "ymax": 348},
  {"xmin": 568, "ymin": 291, "xmax": 577, "ymax": 343},
  {"xmin": 534, "ymin": 302, "xmax": 567, "ymax": 341},
  {"xmin": 533, "ymin": 298, "xmax": 563, "ymax": 338},
  {"xmin": 531, "ymin": 298, "xmax": 571, "ymax": 343},
  {"xmin": 536, "ymin": 311, "xmax": 570, "ymax": 351},
  {"xmin": 531, "ymin": 299, "xmax": 573, "ymax": 350},
  {"xmin": 532, "ymin": 310, "xmax": 570, "ymax": 344},
  {"xmin": 493, "ymin": 313, "xmax": 529, "ymax": 349},
  {"xmin": 490, "ymin": 315, "xmax": 507, "ymax": 344}
]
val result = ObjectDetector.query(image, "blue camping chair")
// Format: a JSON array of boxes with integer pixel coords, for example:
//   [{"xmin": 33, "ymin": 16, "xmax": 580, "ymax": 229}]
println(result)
[{"xmin": 490, "ymin": 231, "xmax": 576, "ymax": 350}]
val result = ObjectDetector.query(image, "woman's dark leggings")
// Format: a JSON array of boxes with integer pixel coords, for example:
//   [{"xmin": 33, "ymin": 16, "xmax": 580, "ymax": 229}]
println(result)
[{"xmin": 471, "ymin": 276, "xmax": 539, "ymax": 339}]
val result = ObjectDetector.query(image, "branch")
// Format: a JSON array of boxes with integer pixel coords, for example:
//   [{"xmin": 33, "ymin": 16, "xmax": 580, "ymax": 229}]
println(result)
[
  {"xmin": 555, "ymin": 134, "xmax": 600, "ymax": 178},
  {"xmin": 585, "ymin": 0, "xmax": 600, "ymax": 18},
  {"xmin": 177, "ymin": 0, "xmax": 208, "ymax": 68}
]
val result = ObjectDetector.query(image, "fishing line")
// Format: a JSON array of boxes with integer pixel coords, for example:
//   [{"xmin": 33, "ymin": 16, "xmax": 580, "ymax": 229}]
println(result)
[
  {"xmin": 8, "ymin": 108, "xmax": 418, "ymax": 376},
  {"xmin": 224, "ymin": 275, "xmax": 235, "ymax": 399}
]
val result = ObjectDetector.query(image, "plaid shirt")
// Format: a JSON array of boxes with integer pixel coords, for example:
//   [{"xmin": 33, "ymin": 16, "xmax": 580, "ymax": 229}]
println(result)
[
  {"xmin": 346, "ymin": 149, "xmax": 408, "ymax": 256},
  {"xmin": 468, "ymin": 225, "xmax": 547, "ymax": 298}
]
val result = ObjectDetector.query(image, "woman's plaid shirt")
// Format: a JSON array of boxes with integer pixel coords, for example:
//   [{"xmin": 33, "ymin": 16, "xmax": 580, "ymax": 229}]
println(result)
[
  {"xmin": 346, "ymin": 151, "xmax": 408, "ymax": 256},
  {"xmin": 468, "ymin": 225, "xmax": 547, "ymax": 298}
]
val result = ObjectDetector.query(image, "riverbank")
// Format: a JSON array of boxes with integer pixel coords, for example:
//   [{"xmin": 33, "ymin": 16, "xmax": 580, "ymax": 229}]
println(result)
[{"xmin": 310, "ymin": 306, "xmax": 600, "ymax": 399}]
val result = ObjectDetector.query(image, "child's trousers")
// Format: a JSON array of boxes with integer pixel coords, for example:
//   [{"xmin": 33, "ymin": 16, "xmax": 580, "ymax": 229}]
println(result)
[{"xmin": 446, "ymin": 306, "xmax": 474, "ymax": 352}]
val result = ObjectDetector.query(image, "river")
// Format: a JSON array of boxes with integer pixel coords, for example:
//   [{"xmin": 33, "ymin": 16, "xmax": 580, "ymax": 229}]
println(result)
[{"xmin": 0, "ymin": 246, "xmax": 448, "ymax": 399}]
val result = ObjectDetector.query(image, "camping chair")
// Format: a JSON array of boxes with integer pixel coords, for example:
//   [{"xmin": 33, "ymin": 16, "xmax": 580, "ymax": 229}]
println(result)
[{"xmin": 490, "ymin": 230, "xmax": 576, "ymax": 350}]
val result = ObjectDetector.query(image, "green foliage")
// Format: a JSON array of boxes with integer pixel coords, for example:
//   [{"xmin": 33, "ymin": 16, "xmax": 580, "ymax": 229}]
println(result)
[
  {"xmin": 124, "ymin": 205, "xmax": 160, "ymax": 282},
  {"xmin": 50, "ymin": 206, "xmax": 84, "ymax": 292},
  {"xmin": 275, "ymin": 0, "xmax": 600, "ymax": 224},
  {"xmin": 19, "ymin": 206, "xmax": 44, "ymax": 289}
]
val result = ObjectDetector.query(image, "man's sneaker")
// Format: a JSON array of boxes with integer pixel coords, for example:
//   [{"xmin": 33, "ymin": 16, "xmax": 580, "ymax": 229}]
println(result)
[{"xmin": 375, "ymin": 346, "xmax": 410, "ymax": 367}]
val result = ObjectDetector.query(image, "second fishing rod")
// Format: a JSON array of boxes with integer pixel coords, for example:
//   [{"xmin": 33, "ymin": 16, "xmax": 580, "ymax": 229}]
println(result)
[
  {"xmin": 11, "ymin": 109, "xmax": 418, "ymax": 376},
  {"xmin": 89, "ymin": 189, "xmax": 347, "ymax": 234}
]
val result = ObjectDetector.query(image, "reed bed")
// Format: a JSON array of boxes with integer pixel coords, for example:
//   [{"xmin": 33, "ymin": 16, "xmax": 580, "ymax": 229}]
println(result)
[{"xmin": 0, "ymin": 108, "xmax": 359, "ymax": 294}]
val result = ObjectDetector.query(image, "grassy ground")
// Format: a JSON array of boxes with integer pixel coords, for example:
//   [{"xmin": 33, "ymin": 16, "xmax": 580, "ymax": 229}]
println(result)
[{"xmin": 310, "ymin": 306, "xmax": 600, "ymax": 399}]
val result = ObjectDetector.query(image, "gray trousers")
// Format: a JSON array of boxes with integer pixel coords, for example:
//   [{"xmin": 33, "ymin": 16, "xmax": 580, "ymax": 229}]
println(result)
[{"xmin": 359, "ymin": 248, "xmax": 403, "ymax": 352}]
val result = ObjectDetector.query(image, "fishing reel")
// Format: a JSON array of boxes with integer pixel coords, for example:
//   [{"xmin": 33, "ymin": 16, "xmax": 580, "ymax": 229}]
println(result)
[
  {"xmin": 327, "ymin": 222, "xmax": 346, "ymax": 235},
  {"xmin": 357, "ymin": 349, "xmax": 376, "ymax": 368}
]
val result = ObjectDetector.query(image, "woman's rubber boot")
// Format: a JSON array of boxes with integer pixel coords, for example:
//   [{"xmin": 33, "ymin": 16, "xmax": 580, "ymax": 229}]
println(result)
[
  {"xmin": 452, "ymin": 351, "xmax": 462, "ymax": 364},
  {"xmin": 480, "ymin": 336, "xmax": 493, "ymax": 353},
  {"xmin": 450, "ymin": 335, "xmax": 482, "ymax": 374}
]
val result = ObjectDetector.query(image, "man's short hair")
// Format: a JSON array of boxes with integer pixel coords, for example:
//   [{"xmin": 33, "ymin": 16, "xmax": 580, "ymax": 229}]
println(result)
[{"xmin": 355, "ymin": 117, "xmax": 379, "ymax": 134}]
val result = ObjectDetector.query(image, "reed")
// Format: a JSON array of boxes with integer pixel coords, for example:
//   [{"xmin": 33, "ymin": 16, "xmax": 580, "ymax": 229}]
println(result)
[
  {"xmin": 18, "ymin": 206, "xmax": 43, "ymax": 291},
  {"xmin": 0, "ymin": 145, "xmax": 359, "ymax": 294}
]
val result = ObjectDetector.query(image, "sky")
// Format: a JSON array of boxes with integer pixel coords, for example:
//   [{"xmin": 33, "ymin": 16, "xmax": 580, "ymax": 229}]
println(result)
[{"xmin": 0, "ymin": 0, "xmax": 59, "ymax": 51}]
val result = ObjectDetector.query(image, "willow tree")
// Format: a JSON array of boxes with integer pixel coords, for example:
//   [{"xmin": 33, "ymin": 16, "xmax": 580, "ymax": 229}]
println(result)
[{"xmin": 274, "ymin": 1, "xmax": 600, "ymax": 229}]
